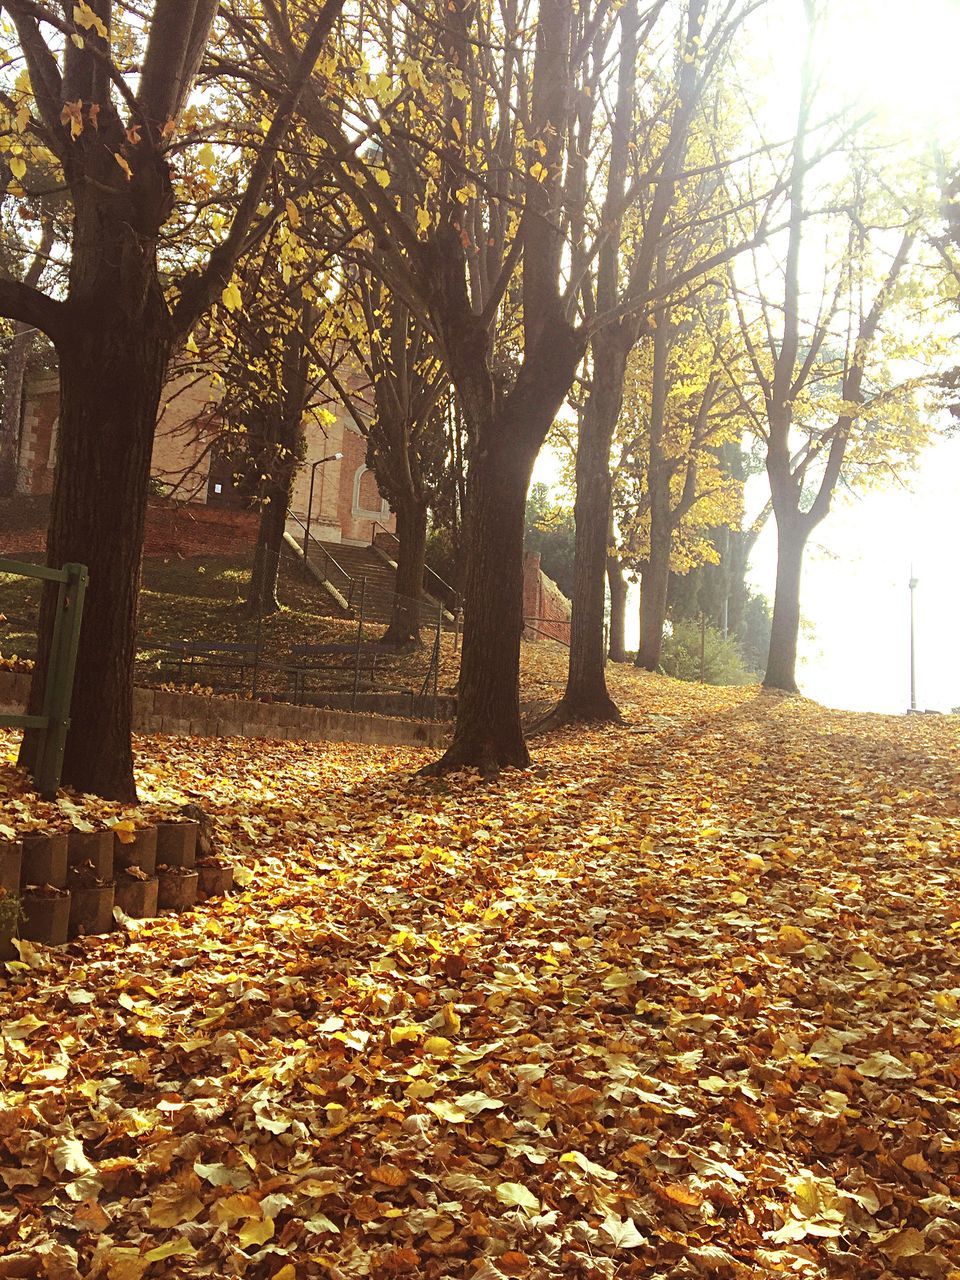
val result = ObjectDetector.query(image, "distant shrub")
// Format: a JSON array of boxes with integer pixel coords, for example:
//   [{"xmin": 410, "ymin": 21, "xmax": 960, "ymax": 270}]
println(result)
[{"xmin": 659, "ymin": 619, "xmax": 754, "ymax": 686}]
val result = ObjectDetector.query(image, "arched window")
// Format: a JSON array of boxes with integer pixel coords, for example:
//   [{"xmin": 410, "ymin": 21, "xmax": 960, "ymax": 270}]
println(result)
[{"xmin": 352, "ymin": 466, "xmax": 387, "ymax": 517}]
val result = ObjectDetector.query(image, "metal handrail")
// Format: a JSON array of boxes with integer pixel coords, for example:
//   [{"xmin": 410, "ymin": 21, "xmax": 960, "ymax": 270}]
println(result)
[
  {"xmin": 287, "ymin": 509, "xmax": 357, "ymax": 607},
  {"xmin": 370, "ymin": 520, "xmax": 458, "ymax": 609},
  {"xmin": 523, "ymin": 619, "xmax": 571, "ymax": 647}
]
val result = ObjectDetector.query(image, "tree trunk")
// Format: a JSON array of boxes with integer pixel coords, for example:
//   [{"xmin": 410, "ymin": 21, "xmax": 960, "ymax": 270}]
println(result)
[
  {"xmin": 0, "ymin": 324, "xmax": 33, "ymax": 496},
  {"xmin": 635, "ymin": 310, "xmax": 672, "ymax": 673},
  {"xmin": 558, "ymin": 333, "xmax": 629, "ymax": 719},
  {"xmin": 21, "ymin": 304, "xmax": 171, "ymax": 801},
  {"xmin": 382, "ymin": 496, "xmax": 428, "ymax": 647},
  {"xmin": 246, "ymin": 488, "xmax": 288, "ymax": 617},
  {"xmin": 763, "ymin": 515, "xmax": 807, "ymax": 692},
  {"xmin": 423, "ymin": 436, "xmax": 536, "ymax": 775},
  {"xmin": 0, "ymin": 223, "xmax": 55, "ymax": 495},
  {"xmin": 246, "ymin": 298, "xmax": 311, "ymax": 619},
  {"xmin": 607, "ymin": 556, "xmax": 628, "ymax": 662},
  {"xmin": 636, "ymin": 526, "xmax": 671, "ymax": 671}
]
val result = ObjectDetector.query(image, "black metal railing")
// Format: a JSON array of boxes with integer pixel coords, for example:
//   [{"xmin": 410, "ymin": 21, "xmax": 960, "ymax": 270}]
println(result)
[
  {"xmin": 523, "ymin": 616, "xmax": 571, "ymax": 647},
  {"xmin": 370, "ymin": 521, "xmax": 459, "ymax": 615},
  {"xmin": 287, "ymin": 509, "xmax": 359, "ymax": 610}
]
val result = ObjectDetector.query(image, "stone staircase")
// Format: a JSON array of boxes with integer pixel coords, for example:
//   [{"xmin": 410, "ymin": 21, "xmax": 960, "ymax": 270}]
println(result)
[{"xmin": 308, "ymin": 540, "xmax": 446, "ymax": 626}]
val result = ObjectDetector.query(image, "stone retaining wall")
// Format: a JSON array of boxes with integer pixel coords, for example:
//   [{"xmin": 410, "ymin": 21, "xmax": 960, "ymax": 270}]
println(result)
[{"xmin": 0, "ymin": 671, "xmax": 450, "ymax": 750}]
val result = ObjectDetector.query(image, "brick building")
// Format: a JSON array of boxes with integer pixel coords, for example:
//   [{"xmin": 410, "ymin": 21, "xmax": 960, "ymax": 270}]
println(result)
[{"xmin": 14, "ymin": 370, "xmax": 395, "ymax": 547}]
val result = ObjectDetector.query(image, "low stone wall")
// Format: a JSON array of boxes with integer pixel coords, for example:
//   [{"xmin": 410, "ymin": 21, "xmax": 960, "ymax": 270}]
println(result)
[{"xmin": 0, "ymin": 671, "xmax": 450, "ymax": 751}]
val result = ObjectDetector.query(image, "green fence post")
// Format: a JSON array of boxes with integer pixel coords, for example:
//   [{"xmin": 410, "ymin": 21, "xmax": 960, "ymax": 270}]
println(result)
[{"xmin": 34, "ymin": 562, "xmax": 87, "ymax": 798}]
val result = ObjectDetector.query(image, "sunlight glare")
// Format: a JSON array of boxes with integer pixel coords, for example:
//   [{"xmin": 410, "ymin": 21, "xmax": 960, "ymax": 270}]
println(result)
[{"xmin": 822, "ymin": 0, "xmax": 960, "ymax": 144}]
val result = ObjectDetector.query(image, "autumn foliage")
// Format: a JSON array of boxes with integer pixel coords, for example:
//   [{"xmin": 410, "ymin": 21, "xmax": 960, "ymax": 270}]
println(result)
[{"xmin": 1, "ymin": 669, "xmax": 958, "ymax": 1277}]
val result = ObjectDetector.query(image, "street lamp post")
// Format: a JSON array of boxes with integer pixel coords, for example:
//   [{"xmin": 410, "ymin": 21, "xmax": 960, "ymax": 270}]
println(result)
[
  {"xmin": 908, "ymin": 570, "xmax": 918, "ymax": 713},
  {"xmin": 304, "ymin": 451, "xmax": 343, "ymax": 554}
]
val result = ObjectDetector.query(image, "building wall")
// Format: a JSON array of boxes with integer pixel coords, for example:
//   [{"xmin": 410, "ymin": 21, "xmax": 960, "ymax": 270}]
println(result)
[
  {"xmin": 17, "ymin": 373, "xmax": 395, "ymax": 548},
  {"xmin": 522, "ymin": 552, "xmax": 572, "ymax": 643},
  {"xmin": 151, "ymin": 371, "xmax": 218, "ymax": 500},
  {"xmin": 16, "ymin": 378, "xmax": 58, "ymax": 495},
  {"xmin": 143, "ymin": 500, "xmax": 258, "ymax": 557},
  {"xmin": 287, "ymin": 410, "xmax": 393, "ymax": 547}
]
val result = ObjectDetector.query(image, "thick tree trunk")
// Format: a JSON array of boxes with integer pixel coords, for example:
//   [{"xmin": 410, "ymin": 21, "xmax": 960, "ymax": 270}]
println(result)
[
  {"xmin": 21, "ymin": 306, "xmax": 171, "ymax": 800},
  {"xmin": 423, "ymin": 436, "xmax": 536, "ymax": 775},
  {"xmin": 636, "ymin": 528, "xmax": 671, "ymax": 671},
  {"xmin": 763, "ymin": 515, "xmax": 807, "ymax": 692},
  {"xmin": 607, "ymin": 556, "xmax": 628, "ymax": 662},
  {"xmin": 382, "ymin": 496, "xmax": 428, "ymax": 647}
]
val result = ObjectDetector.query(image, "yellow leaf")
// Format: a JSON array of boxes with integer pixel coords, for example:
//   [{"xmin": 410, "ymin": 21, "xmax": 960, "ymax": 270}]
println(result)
[
  {"xmin": 425, "ymin": 1099, "xmax": 468, "ymax": 1123},
  {"xmin": 440, "ymin": 1002, "xmax": 461, "ymax": 1035},
  {"xmin": 53, "ymin": 1136, "xmax": 93, "ymax": 1176},
  {"xmin": 423, "ymin": 1036, "xmax": 454, "ymax": 1057},
  {"xmin": 221, "ymin": 280, "xmax": 242, "ymax": 313},
  {"xmin": 285, "ymin": 198, "xmax": 301, "ymax": 227},
  {"xmin": 881, "ymin": 1227, "xmax": 926, "ymax": 1259},
  {"xmin": 211, "ymin": 1192, "xmax": 261, "ymax": 1225},
  {"xmin": 114, "ymin": 152, "xmax": 133, "ymax": 180},
  {"xmin": 9, "ymin": 157, "xmax": 26, "ymax": 181},
  {"xmin": 112, "ymin": 819, "xmax": 136, "ymax": 844},
  {"xmin": 73, "ymin": 3, "xmax": 108, "ymax": 37},
  {"xmin": 143, "ymin": 1239, "xmax": 195, "ymax": 1262},
  {"xmin": 370, "ymin": 1163, "xmax": 408, "ymax": 1187},
  {"xmin": 660, "ymin": 1182, "xmax": 702, "ymax": 1208},
  {"xmin": 60, "ymin": 99, "xmax": 84, "ymax": 138},
  {"xmin": 237, "ymin": 1216, "xmax": 275, "ymax": 1247},
  {"xmin": 495, "ymin": 1182, "xmax": 539, "ymax": 1213},
  {"xmin": 389, "ymin": 1024, "xmax": 422, "ymax": 1046},
  {"xmin": 777, "ymin": 924, "xmax": 808, "ymax": 955}
]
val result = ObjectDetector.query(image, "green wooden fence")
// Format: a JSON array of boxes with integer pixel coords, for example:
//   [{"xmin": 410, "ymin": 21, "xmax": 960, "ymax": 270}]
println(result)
[{"xmin": 0, "ymin": 558, "xmax": 87, "ymax": 798}]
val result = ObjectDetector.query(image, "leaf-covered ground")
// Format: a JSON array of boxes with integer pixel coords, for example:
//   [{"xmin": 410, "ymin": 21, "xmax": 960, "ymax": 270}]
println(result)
[{"xmin": 2, "ymin": 675, "xmax": 960, "ymax": 1280}]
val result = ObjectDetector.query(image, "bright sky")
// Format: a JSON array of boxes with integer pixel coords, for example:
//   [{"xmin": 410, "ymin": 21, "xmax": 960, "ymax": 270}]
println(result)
[
  {"xmin": 749, "ymin": 436, "xmax": 960, "ymax": 714},
  {"xmin": 745, "ymin": 0, "xmax": 960, "ymax": 713}
]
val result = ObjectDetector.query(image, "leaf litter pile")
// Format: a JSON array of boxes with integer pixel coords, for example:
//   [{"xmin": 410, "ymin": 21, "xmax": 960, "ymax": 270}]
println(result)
[{"xmin": 1, "ymin": 678, "xmax": 960, "ymax": 1279}]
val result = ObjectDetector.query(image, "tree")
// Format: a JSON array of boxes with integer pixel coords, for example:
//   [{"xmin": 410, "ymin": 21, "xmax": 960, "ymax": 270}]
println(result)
[
  {"xmin": 317, "ymin": 259, "xmax": 451, "ymax": 648},
  {"xmin": 524, "ymin": 483, "xmax": 576, "ymax": 599},
  {"xmin": 222, "ymin": 279, "xmax": 321, "ymax": 619},
  {"xmin": 0, "ymin": 109, "xmax": 66, "ymax": 495},
  {"xmin": 729, "ymin": 9, "xmax": 936, "ymax": 691},
  {"xmin": 557, "ymin": 0, "xmax": 770, "ymax": 724},
  {"xmin": 0, "ymin": 221, "xmax": 54, "ymax": 494},
  {"xmin": 234, "ymin": 0, "xmax": 623, "ymax": 773},
  {"xmin": 613, "ymin": 302, "xmax": 743, "ymax": 671},
  {"xmin": 0, "ymin": 0, "xmax": 343, "ymax": 798}
]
